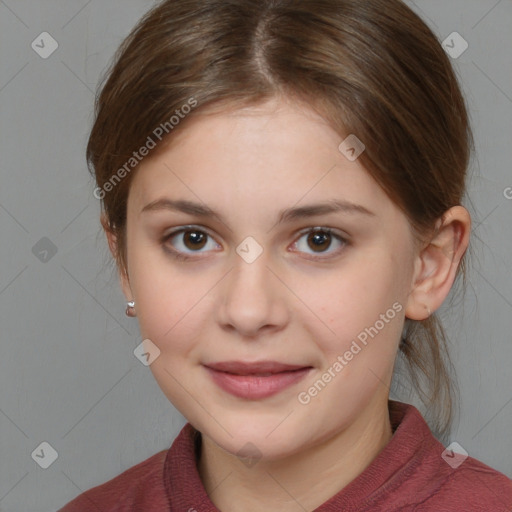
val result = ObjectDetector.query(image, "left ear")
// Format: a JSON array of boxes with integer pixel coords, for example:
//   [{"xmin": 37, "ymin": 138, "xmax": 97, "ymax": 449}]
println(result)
[{"xmin": 405, "ymin": 206, "xmax": 471, "ymax": 320}]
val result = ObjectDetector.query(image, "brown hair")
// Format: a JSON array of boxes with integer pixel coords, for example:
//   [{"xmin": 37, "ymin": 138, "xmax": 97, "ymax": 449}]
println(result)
[{"xmin": 87, "ymin": 0, "xmax": 473, "ymax": 439}]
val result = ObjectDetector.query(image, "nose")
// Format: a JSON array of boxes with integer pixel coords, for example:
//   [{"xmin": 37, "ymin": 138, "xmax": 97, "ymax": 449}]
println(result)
[{"xmin": 215, "ymin": 249, "xmax": 289, "ymax": 338}]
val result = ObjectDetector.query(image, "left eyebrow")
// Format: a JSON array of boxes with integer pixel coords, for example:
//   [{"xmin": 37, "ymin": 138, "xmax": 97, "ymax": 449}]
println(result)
[
  {"xmin": 277, "ymin": 199, "xmax": 375, "ymax": 224},
  {"xmin": 140, "ymin": 198, "xmax": 375, "ymax": 226}
]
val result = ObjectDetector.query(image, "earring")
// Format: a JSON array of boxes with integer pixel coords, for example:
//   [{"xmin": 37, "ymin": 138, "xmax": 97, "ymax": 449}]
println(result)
[
  {"xmin": 425, "ymin": 304, "xmax": 432, "ymax": 317},
  {"xmin": 126, "ymin": 300, "xmax": 136, "ymax": 317}
]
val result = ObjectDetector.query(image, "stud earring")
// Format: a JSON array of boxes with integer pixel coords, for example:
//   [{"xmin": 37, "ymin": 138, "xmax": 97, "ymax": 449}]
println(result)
[
  {"xmin": 425, "ymin": 304, "xmax": 432, "ymax": 317},
  {"xmin": 126, "ymin": 300, "xmax": 136, "ymax": 317}
]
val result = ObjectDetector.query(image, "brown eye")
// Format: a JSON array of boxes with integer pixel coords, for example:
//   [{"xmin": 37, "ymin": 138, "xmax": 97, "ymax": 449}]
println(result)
[
  {"xmin": 162, "ymin": 225, "xmax": 347, "ymax": 262},
  {"xmin": 182, "ymin": 229, "xmax": 207, "ymax": 250},
  {"xmin": 163, "ymin": 226, "xmax": 220, "ymax": 260},
  {"xmin": 292, "ymin": 227, "xmax": 347, "ymax": 260},
  {"xmin": 307, "ymin": 230, "xmax": 332, "ymax": 252}
]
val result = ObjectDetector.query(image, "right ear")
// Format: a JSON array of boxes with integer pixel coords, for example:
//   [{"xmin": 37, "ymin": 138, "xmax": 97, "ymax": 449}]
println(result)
[{"xmin": 101, "ymin": 213, "xmax": 133, "ymax": 302}]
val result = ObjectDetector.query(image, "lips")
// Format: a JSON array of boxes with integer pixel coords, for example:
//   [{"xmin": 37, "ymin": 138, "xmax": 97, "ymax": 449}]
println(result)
[
  {"xmin": 203, "ymin": 361, "xmax": 312, "ymax": 399},
  {"xmin": 205, "ymin": 360, "xmax": 310, "ymax": 375}
]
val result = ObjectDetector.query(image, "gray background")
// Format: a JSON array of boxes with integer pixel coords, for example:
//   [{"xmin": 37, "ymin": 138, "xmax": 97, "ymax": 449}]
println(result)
[{"xmin": 0, "ymin": 1, "xmax": 511, "ymax": 511}]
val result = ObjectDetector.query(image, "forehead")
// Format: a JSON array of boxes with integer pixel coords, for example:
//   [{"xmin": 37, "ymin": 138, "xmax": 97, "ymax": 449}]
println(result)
[{"xmin": 128, "ymin": 98, "xmax": 395, "ymax": 223}]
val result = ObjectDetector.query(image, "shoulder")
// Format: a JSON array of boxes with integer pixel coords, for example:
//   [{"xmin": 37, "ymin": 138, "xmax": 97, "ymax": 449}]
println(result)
[
  {"xmin": 402, "ymin": 421, "xmax": 512, "ymax": 510},
  {"xmin": 57, "ymin": 449, "xmax": 169, "ymax": 512},
  {"xmin": 416, "ymin": 455, "xmax": 512, "ymax": 511},
  {"xmin": 375, "ymin": 402, "xmax": 512, "ymax": 511}
]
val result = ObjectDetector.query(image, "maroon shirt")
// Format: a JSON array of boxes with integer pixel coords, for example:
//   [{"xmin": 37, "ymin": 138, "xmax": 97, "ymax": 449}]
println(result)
[{"xmin": 58, "ymin": 400, "xmax": 512, "ymax": 511}]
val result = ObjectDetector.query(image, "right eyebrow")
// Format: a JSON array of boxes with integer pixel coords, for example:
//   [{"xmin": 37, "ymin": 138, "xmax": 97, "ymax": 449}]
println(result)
[{"xmin": 140, "ymin": 197, "xmax": 375, "ymax": 228}]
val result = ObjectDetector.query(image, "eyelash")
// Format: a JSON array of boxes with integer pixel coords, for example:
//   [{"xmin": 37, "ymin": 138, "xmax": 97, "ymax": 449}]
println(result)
[{"xmin": 161, "ymin": 225, "xmax": 349, "ymax": 262}]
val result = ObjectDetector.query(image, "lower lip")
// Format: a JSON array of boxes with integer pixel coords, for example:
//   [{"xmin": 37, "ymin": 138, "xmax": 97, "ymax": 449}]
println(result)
[{"xmin": 204, "ymin": 366, "xmax": 312, "ymax": 399}]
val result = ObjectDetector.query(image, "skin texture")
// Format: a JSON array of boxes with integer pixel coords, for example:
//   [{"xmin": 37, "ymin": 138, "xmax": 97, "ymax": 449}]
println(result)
[{"xmin": 105, "ymin": 96, "xmax": 470, "ymax": 511}]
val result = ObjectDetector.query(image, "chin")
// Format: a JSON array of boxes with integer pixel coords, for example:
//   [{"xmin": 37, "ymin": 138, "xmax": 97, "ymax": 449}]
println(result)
[{"xmin": 201, "ymin": 414, "xmax": 309, "ymax": 461}]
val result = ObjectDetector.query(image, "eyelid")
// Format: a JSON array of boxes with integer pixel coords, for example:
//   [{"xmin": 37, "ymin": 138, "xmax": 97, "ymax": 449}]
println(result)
[
  {"xmin": 295, "ymin": 225, "xmax": 348, "ymax": 239},
  {"xmin": 289, "ymin": 226, "xmax": 348, "ymax": 260},
  {"xmin": 161, "ymin": 224, "xmax": 221, "ymax": 254},
  {"xmin": 163, "ymin": 224, "xmax": 216, "ymax": 240},
  {"xmin": 162, "ymin": 224, "xmax": 349, "ymax": 260},
  {"xmin": 163, "ymin": 224, "xmax": 349, "ymax": 242}
]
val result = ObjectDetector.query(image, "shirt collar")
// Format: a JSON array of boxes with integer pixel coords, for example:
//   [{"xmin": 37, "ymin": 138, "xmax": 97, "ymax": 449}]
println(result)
[{"xmin": 164, "ymin": 400, "xmax": 432, "ymax": 511}]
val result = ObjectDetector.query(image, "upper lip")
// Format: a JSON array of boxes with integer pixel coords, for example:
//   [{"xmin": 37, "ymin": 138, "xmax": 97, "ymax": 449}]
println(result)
[{"xmin": 204, "ymin": 361, "xmax": 311, "ymax": 375}]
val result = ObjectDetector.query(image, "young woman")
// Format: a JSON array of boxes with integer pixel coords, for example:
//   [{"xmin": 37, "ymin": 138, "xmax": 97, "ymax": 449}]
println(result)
[{"xmin": 59, "ymin": 0, "xmax": 512, "ymax": 510}]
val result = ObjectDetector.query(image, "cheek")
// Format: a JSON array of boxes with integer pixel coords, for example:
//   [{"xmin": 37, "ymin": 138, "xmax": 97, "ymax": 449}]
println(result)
[
  {"xmin": 128, "ymin": 243, "xmax": 219, "ymax": 360},
  {"xmin": 134, "ymin": 283, "xmax": 199, "ymax": 353},
  {"xmin": 127, "ymin": 244, "xmax": 186, "ymax": 343},
  {"xmin": 307, "ymin": 252, "xmax": 406, "ymax": 358}
]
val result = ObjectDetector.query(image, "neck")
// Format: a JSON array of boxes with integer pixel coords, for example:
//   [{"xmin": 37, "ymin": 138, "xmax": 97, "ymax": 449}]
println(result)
[{"xmin": 197, "ymin": 395, "xmax": 393, "ymax": 512}]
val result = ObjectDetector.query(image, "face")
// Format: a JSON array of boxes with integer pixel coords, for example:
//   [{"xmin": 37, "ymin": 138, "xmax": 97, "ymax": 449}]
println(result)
[{"xmin": 120, "ymin": 97, "xmax": 419, "ymax": 460}]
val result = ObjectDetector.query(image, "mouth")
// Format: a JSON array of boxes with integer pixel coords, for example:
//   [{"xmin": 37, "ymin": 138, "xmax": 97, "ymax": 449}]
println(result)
[{"xmin": 203, "ymin": 361, "xmax": 313, "ymax": 399}]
